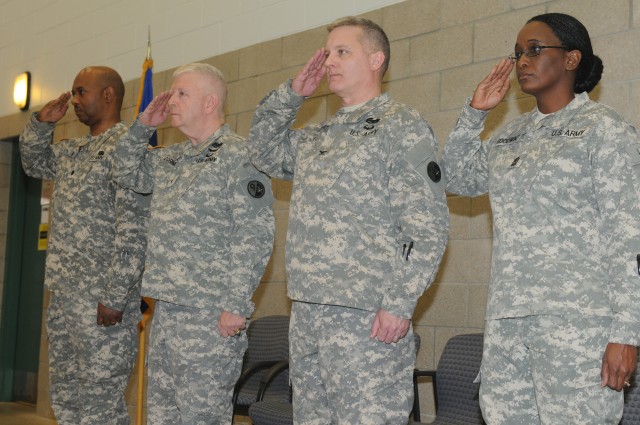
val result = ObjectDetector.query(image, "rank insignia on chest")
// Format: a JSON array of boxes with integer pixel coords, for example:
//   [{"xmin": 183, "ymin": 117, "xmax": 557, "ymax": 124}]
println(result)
[{"xmin": 247, "ymin": 180, "xmax": 266, "ymax": 198}]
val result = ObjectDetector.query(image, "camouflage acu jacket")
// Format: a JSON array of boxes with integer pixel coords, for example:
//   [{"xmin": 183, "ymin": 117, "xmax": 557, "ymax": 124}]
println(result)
[
  {"xmin": 444, "ymin": 92, "xmax": 640, "ymax": 344},
  {"xmin": 248, "ymin": 82, "xmax": 449, "ymax": 319},
  {"xmin": 113, "ymin": 121, "xmax": 274, "ymax": 316},
  {"xmin": 20, "ymin": 116, "xmax": 149, "ymax": 311}
]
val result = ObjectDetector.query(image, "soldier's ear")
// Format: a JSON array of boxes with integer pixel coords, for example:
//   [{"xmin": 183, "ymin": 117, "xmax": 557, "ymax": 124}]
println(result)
[
  {"xmin": 205, "ymin": 93, "xmax": 220, "ymax": 114},
  {"xmin": 103, "ymin": 86, "xmax": 115, "ymax": 103},
  {"xmin": 370, "ymin": 51, "xmax": 385, "ymax": 72},
  {"xmin": 566, "ymin": 50, "xmax": 581, "ymax": 72}
]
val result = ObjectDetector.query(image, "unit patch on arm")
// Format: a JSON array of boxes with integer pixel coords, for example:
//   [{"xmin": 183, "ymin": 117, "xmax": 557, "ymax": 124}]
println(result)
[
  {"xmin": 247, "ymin": 181, "xmax": 266, "ymax": 198},
  {"xmin": 427, "ymin": 161, "xmax": 441, "ymax": 182}
]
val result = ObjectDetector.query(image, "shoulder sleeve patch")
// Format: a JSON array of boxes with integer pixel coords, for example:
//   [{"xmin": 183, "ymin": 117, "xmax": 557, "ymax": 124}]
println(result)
[{"xmin": 247, "ymin": 180, "xmax": 266, "ymax": 198}]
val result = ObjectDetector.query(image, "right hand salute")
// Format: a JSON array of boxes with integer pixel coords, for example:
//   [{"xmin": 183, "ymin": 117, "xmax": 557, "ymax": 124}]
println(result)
[
  {"xmin": 470, "ymin": 58, "xmax": 514, "ymax": 111},
  {"xmin": 291, "ymin": 48, "xmax": 328, "ymax": 97},
  {"xmin": 139, "ymin": 90, "xmax": 173, "ymax": 127},
  {"xmin": 37, "ymin": 92, "xmax": 72, "ymax": 123}
]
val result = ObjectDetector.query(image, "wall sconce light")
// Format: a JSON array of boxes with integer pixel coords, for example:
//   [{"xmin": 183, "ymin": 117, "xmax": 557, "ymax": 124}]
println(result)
[{"xmin": 13, "ymin": 71, "xmax": 31, "ymax": 111}]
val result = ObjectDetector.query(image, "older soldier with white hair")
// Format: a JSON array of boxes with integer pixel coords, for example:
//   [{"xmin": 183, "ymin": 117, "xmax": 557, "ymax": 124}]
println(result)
[
  {"xmin": 113, "ymin": 63, "xmax": 275, "ymax": 424},
  {"xmin": 248, "ymin": 17, "xmax": 449, "ymax": 424}
]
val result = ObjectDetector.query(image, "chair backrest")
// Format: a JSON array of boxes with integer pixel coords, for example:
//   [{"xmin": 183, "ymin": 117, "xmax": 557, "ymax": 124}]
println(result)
[
  {"xmin": 244, "ymin": 315, "xmax": 290, "ymax": 366},
  {"xmin": 620, "ymin": 357, "xmax": 640, "ymax": 424},
  {"xmin": 435, "ymin": 333, "xmax": 485, "ymax": 424},
  {"xmin": 235, "ymin": 315, "xmax": 291, "ymax": 408}
]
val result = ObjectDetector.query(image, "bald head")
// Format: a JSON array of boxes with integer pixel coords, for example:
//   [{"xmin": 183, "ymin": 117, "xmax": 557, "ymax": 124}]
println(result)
[{"xmin": 77, "ymin": 66, "xmax": 125, "ymax": 110}]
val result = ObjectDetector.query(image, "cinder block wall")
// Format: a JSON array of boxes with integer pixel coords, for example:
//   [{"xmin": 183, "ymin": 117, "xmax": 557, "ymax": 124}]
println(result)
[{"xmin": 1, "ymin": 0, "xmax": 639, "ymax": 423}]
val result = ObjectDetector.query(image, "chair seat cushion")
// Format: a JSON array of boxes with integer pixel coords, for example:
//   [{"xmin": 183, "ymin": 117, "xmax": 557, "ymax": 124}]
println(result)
[{"xmin": 249, "ymin": 401, "xmax": 293, "ymax": 425}]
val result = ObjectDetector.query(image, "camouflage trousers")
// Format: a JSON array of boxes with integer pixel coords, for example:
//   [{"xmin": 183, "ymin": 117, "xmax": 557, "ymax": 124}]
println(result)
[
  {"xmin": 46, "ymin": 291, "xmax": 140, "ymax": 425},
  {"xmin": 290, "ymin": 301, "xmax": 415, "ymax": 425},
  {"xmin": 146, "ymin": 301, "xmax": 247, "ymax": 425},
  {"xmin": 480, "ymin": 315, "xmax": 623, "ymax": 424}
]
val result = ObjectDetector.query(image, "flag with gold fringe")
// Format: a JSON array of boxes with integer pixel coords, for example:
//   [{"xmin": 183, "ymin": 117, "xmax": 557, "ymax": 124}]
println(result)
[{"xmin": 135, "ymin": 27, "xmax": 157, "ymax": 146}]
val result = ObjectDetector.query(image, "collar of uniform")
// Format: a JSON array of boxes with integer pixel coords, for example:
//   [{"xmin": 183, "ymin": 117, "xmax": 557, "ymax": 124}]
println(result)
[
  {"xmin": 183, "ymin": 124, "xmax": 230, "ymax": 157},
  {"xmin": 327, "ymin": 92, "xmax": 390, "ymax": 125},
  {"xmin": 529, "ymin": 92, "xmax": 590, "ymax": 130}
]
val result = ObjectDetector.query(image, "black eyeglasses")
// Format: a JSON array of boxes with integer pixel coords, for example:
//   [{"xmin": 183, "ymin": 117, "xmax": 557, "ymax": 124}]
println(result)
[{"xmin": 508, "ymin": 45, "xmax": 569, "ymax": 63}]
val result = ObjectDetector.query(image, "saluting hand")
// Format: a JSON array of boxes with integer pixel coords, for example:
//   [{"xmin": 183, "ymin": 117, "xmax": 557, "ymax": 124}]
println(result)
[
  {"xmin": 37, "ymin": 92, "xmax": 72, "ymax": 123},
  {"xmin": 291, "ymin": 49, "xmax": 327, "ymax": 97},
  {"xmin": 470, "ymin": 58, "xmax": 514, "ymax": 111},
  {"xmin": 139, "ymin": 90, "xmax": 173, "ymax": 127}
]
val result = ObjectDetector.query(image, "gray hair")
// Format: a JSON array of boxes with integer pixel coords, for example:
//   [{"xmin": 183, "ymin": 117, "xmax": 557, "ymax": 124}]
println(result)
[{"xmin": 172, "ymin": 62, "xmax": 227, "ymax": 105}]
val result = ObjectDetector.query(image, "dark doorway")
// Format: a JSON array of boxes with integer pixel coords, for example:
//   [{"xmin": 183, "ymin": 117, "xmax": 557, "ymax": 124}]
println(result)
[{"xmin": 0, "ymin": 137, "xmax": 47, "ymax": 403}]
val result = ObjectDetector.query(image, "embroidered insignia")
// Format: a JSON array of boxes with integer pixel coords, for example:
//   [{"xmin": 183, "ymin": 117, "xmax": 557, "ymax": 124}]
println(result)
[
  {"xmin": 363, "ymin": 117, "xmax": 381, "ymax": 130},
  {"xmin": 162, "ymin": 156, "xmax": 178, "ymax": 166}
]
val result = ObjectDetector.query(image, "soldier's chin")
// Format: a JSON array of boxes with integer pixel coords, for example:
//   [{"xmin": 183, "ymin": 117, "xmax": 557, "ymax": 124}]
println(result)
[{"xmin": 75, "ymin": 115, "xmax": 90, "ymax": 126}]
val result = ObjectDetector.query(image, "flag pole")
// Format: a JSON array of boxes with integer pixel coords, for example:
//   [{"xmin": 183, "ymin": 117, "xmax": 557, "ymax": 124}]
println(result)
[
  {"xmin": 136, "ymin": 29, "xmax": 156, "ymax": 425},
  {"xmin": 146, "ymin": 25, "xmax": 152, "ymax": 60}
]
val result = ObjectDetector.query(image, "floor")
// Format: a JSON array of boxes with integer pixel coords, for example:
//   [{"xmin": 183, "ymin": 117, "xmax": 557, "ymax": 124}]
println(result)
[{"xmin": 0, "ymin": 402, "xmax": 252, "ymax": 424}]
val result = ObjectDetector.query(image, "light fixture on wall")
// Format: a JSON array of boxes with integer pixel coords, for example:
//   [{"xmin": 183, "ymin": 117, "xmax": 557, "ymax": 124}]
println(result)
[{"xmin": 13, "ymin": 71, "xmax": 31, "ymax": 111}]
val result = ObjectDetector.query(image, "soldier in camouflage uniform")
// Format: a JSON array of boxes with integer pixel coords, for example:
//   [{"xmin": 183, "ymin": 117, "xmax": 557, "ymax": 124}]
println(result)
[
  {"xmin": 248, "ymin": 17, "xmax": 448, "ymax": 424},
  {"xmin": 443, "ymin": 13, "xmax": 640, "ymax": 424},
  {"xmin": 112, "ymin": 63, "xmax": 274, "ymax": 425},
  {"xmin": 19, "ymin": 66, "xmax": 149, "ymax": 425}
]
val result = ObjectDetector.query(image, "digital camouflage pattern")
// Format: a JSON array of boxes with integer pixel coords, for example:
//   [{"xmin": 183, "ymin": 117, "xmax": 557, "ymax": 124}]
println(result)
[
  {"xmin": 20, "ymin": 115, "xmax": 149, "ymax": 425},
  {"xmin": 248, "ymin": 80, "xmax": 448, "ymax": 424},
  {"xmin": 248, "ymin": 82, "xmax": 449, "ymax": 319},
  {"xmin": 290, "ymin": 302, "xmax": 415, "ymax": 425},
  {"xmin": 114, "ymin": 119, "xmax": 274, "ymax": 424},
  {"xmin": 444, "ymin": 92, "xmax": 640, "ymax": 424},
  {"xmin": 47, "ymin": 293, "xmax": 140, "ymax": 425},
  {"xmin": 113, "ymin": 120, "xmax": 274, "ymax": 317},
  {"xmin": 444, "ymin": 92, "xmax": 640, "ymax": 344},
  {"xmin": 480, "ymin": 315, "xmax": 621, "ymax": 425},
  {"xmin": 146, "ymin": 301, "xmax": 247, "ymax": 425},
  {"xmin": 20, "ymin": 115, "xmax": 149, "ymax": 310}
]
